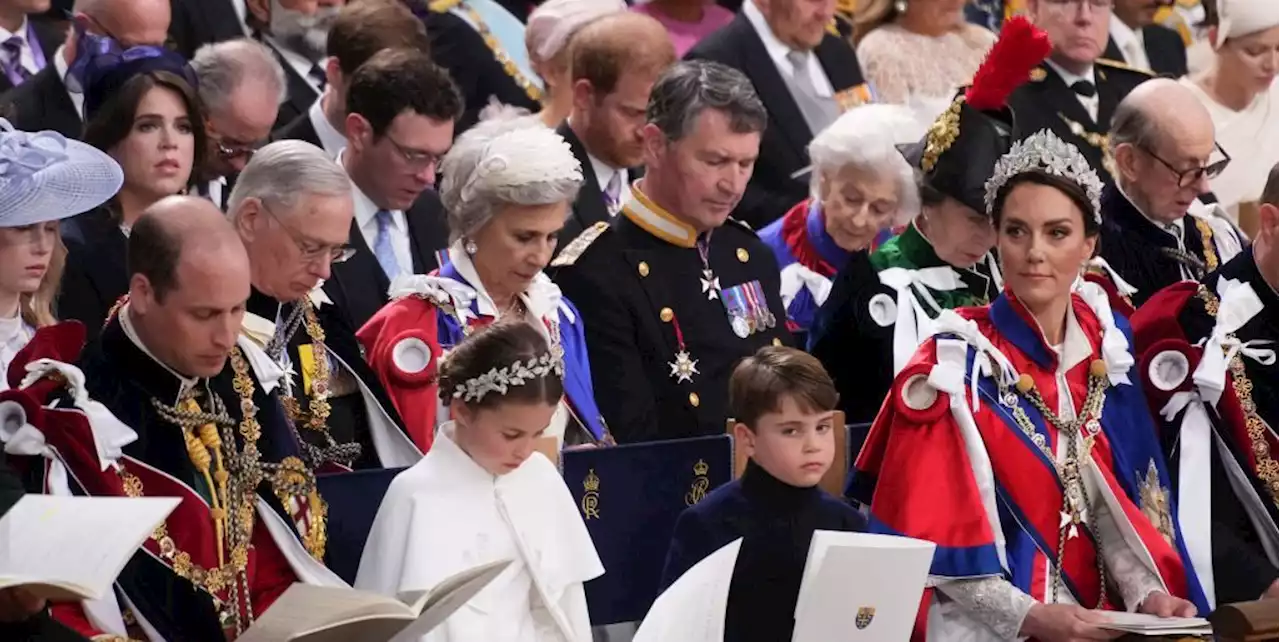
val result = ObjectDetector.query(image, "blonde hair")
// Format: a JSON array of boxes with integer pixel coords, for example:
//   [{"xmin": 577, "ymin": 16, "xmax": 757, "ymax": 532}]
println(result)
[
  {"xmin": 852, "ymin": 0, "xmax": 898, "ymax": 42},
  {"xmin": 24, "ymin": 230, "xmax": 65, "ymax": 328}
]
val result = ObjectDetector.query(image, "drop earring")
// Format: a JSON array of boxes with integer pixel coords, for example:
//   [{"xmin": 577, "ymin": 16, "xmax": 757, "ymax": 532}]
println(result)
[
  {"xmin": 464, "ymin": 238, "xmax": 478, "ymax": 255},
  {"xmin": 894, "ymin": 0, "xmax": 908, "ymax": 13}
]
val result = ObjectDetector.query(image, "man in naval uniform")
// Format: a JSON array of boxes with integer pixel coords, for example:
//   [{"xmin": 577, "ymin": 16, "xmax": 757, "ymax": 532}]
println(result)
[
  {"xmin": 18, "ymin": 197, "xmax": 342, "ymax": 640},
  {"xmin": 1011, "ymin": 0, "xmax": 1153, "ymax": 180},
  {"xmin": 551, "ymin": 60, "xmax": 790, "ymax": 444},
  {"xmin": 1101, "ymin": 78, "xmax": 1242, "ymax": 307},
  {"xmin": 228, "ymin": 140, "xmax": 420, "ymax": 471},
  {"xmin": 1131, "ymin": 165, "xmax": 1279, "ymax": 608}
]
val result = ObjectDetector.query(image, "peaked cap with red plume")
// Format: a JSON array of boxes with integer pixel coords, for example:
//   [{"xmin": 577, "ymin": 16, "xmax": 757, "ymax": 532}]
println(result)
[{"xmin": 901, "ymin": 16, "xmax": 1052, "ymax": 214}]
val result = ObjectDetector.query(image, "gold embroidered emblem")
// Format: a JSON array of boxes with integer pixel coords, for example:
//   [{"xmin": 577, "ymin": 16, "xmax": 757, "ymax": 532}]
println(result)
[
  {"xmin": 1138, "ymin": 459, "xmax": 1175, "ymax": 544},
  {"xmin": 834, "ymin": 83, "xmax": 875, "ymax": 112},
  {"xmin": 1194, "ymin": 217, "xmax": 1220, "ymax": 272},
  {"xmin": 550, "ymin": 221, "xmax": 608, "ymax": 267},
  {"xmin": 685, "ymin": 459, "xmax": 710, "ymax": 506},
  {"xmin": 1029, "ymin": 67, "xmax": 1047, "ymax": 82},
  {"xmin": 856, "ymin": 606, "xmax": 876, "ymax": 629},
  {"xmin": 1058, "ymin": 114, "xmax": 1115, "ymax": 178},
  {"xmin": 581, "ymin": 468, "xmax": 601, "ymax": 520},
  {"xmin": 921, "ymin": 97, "xmax": 964, "ymax": 172}
]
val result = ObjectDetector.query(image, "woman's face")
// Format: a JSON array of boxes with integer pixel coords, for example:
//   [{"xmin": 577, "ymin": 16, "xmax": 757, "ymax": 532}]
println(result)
[
  {"xmin": 0, "ymin": 221, "xmax": 59, "ymax": 301},
  {"xmin": 997, "ymin": 182, "xmax": 1098, "ymax": 314},
  {"xmin": 921, "ymin": 196, "xmax": 996, "ymax": 268},
  {"xmin": 1219, "ymin": 27, "xmax": 1280, "ymax": 95},
  {"xmin": 111, "ymin": 85, "xmax": 195, "ymax": 200},
  {"xmin": 453, "ymin": 399, "xmax": 558, "ymax": 476},
  {"xmin": 819, "ymin": 165, "xmax": 901, "ymax": 251},
  {"xmin": 470, "ymin": 201, "xmax": 568, "ymax": 300}
]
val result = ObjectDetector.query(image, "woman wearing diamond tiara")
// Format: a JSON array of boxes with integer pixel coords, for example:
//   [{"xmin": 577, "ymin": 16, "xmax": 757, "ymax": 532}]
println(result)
[
  {"xmin": 356, "ymin": 321, "xmax": 604, "ymax": 642},
  {"xmin": 851, "ymin": 128, "xmax": 1211, "ymax": 641},
  {"xmin": 358, "ymin": 117, "xmax": 608, "ymax": 455}
]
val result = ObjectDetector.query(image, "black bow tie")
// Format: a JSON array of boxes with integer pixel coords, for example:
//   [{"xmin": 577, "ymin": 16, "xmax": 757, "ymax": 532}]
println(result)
[{"xmin": 1070, "ymin": 80, "xmax": 1097, "ymax": 98}]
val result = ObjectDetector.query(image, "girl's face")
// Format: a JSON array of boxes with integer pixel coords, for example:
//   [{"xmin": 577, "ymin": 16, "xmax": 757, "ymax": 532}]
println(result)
[
  {"xmin": 111, "ymin": 85, "xmax": 195, "ymax": 200},
  {"xmin": 0, "ymin": 221, "xmax": 59, "ymax": 301},
  {"xmin": 452, "ymin": 398, "xmax": 559, "ymax": 476}
]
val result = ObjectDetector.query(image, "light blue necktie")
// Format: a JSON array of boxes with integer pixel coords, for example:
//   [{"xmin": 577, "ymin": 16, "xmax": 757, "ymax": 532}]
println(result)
[{"xmin": 373, "ymin": 209, "xmax": 402, "ymax": 280}]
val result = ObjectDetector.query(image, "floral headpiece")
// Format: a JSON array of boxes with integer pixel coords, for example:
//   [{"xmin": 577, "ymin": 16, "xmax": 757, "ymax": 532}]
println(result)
[
  {"xmin": 450, "ymin": 351, "xmax": 565, "ymax": 403},
  {"xmin": 984, "ymin": 129, "xmax": 1105, "ymax": 224}
]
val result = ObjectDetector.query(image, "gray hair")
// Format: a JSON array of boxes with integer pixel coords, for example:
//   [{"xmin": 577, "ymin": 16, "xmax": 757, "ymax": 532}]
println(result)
[
  {"xmin": 1108, "ymin": 97, "xmax": 1160, "ymax": 150},
  {"xmin": 647, "ymin": 60, "xmax": 767, "ymax": 141},
  {"xmin": 439, "ymin": 115, "xmax": 584, "ymax": 243},
  {"xmin": 190, "ymin": 39, "xmax": 288, "ymax": 116},
  {"xmin": 227, "ymin": 140, "xmax": 352, "ymax": 216},
  {"xmin": 808, "ymin": 104, "xmax": 921, "ymax": 225}
]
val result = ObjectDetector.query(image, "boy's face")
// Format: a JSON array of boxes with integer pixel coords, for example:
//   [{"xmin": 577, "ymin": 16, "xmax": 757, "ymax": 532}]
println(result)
[{"xmin": 737, "ymin": 395, "xmax": 837, "ymax": 488}]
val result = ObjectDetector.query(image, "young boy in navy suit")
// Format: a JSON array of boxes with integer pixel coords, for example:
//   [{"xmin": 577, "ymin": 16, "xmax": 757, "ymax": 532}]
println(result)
[{"xmin": 659, "ymin": 346, "xmax": 866, "ymax": 642}]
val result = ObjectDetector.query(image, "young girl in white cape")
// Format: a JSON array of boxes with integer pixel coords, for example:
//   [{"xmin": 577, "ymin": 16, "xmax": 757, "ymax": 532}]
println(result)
[{"xmin": 355, "ymin": 321, "xmax": 604, "ymax": 641}]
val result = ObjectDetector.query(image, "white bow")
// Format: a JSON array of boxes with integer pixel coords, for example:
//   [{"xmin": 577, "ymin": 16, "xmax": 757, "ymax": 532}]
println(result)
[
  {"xmin": 1194, "ymin": 278, "xmax": 1274, "ymax": 407},
  {"xmin": 525, "ymin": 273, "xmax": 574, "ymax": 325},
  {"xmin": 1074, "ymin": 280, "xmax": 1134, "ymax": 386},
  {"xmin": 308, "ymin": 282, "xmax": 332, "ymax": 308},
  {"xmin": 932, "ymin": 310, "xmax": 1020, "ymax": 411},
  {"xmin": 389, "ymin": 274, "xmax": 479, "ymax": 325},
  {"xmin": 235, "ymin": 335, "xmax": 288, "ymax": 395},
  {"xmin": 1086, "ymin": 256, "xmax": 1138, "ymax": 297},
  {"xmin": 19, "ymin": 359, "xmax": 137, "ymax": 472},
  {"xmin": 0, "ymin": 400, "xmax": 71, "ymax": 496},
  {"xmin": 779, "ymin": 263, "xmax": 834, "ymax": 311},
  {"xmin": 879, "ymin": 266, "xmax": 966, "ymax": 374}
]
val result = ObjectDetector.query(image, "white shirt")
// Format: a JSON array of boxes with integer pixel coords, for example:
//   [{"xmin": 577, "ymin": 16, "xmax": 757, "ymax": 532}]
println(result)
[
  {"xmin": 1109, "ymin": 15, "xmax": 1151, "ymax": 72},
  {"xmin": 742, "ymin": 0, "xmax": 834, "ymax": 98},
  {"xmin": 206, "ymin": 176, "xmax": 229, "ymax": 211},
  {"xmin": 230, "ymin": 0, "xmax": 251, "ymax": 37},
  {"xmin": 0, "ymin": 17, "xmax": 39, "ymax": 77},
  {"xmin": 587, "ymin": 151, "xmax": 629, "ymax": 216},
  {"xmin": 1045, "ymin": 58, "xmax": 1099, "ymax": 122},
  {"xmin": 264, "ymin": 35, "xmax": 322, "ymax": 95},
  {"xmin": 342, "ymin": 151, "xmax": 413, "ymax": 274},
  {"xmin": 52, "ymin": 45, "xmax": 83, "ymax": 118},
  {"xmin": 307, "ymin": 96, "xmax": 346, "ymax": 159},
  {"xmin": 0, "ymin": 312, "xmax": 32, "ymax": 393}
]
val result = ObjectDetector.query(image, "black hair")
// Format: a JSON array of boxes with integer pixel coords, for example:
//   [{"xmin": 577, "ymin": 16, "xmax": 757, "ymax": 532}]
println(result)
[
  {"xmin": 437, "ymin": 321, "xmax": 565, "ymax": 410},
  {"xmin": 992, "ymin": 171, "xmax": 1101, "ymax": 237},
  {"xmin": 345, "ymin": 48, "xmax": 463, "ymax": 139}
]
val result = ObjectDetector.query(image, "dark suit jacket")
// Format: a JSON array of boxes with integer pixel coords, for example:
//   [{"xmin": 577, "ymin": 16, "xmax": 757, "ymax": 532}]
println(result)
[
  {"xmin": 686, "ymin": 14, "xmax": 866, "ymax": 229},
  {"xmin": 324, "ymin": 190, "xmax": 450, "ymax": 334},
  {"xmin": 272, "ymin": 109, "xmax": 322, "ymax": 149},
  {"xmin": 1103, "ymin": 24, "xmax": 1188, "ymax": 78},
  {"xmin": 0, "ymin": 63, "xmax": 80, "ymax": 138},
  {"xmin": 0, "ymin": 18, "xmax": 65, "ymax": 95},
  {"xmin": 58, "ymin": 207, "xmax": 127, "ymax": 341},
  {"xmin": 257, "ymin": 37, "xmax": 319, "ymax": 133},
  {"xmin": 1007, "ymin": 61, "xmax": 1151, "ymax": 180},
  {"xmin": 168, "ymin": 0, "xmax": 245, "ymax": 59},
  {"xmin": 423, "ymin": 9, "xmax": 539, "ymax": 136},
  {"xmin": 555, "ymin": 121, "xmax": 647, "ymax": 255}
]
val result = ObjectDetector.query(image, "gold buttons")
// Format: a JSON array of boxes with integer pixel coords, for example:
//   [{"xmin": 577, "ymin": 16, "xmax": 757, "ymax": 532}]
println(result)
[
  {"xmin": 736, "ymin": 248, "xmax": 749, "ymax": 263},
  {"xmin": 772, "ymin": 338, "xmax": 783, "ymax": 347},
  {"xmin": 660, "ymin": 307, "xmax": 674, "ymax": 323},
  {"xmin": 688, "ymin": 392, "xmax": 700, "ymax": 407},
  {"xmin": 637, "ymin": 261, "xmax": 650, "ymax": 277}
]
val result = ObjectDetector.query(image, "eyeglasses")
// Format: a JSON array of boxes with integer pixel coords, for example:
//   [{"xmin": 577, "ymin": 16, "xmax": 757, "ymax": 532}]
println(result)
[
  {"xmin": 384, "ymin": 134, "xmax": 444, "ymax": 172},
  {"xmin": 1041, "ymin": 0, "xmax": 1113, "ymax": 10},
  {"xmin": 1137, "ymin": 141, "xmax": 1231, "ymax": 189},
  {"xmin": 258, "ymin": 200, "xmax": 356, "ymax": 265},
  {"xmin": 216, "ymin": 137, "xmax": 265, "ymax": 161}
]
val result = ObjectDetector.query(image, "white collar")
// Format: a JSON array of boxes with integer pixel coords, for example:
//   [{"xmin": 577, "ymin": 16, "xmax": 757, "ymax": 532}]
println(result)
[
  {"xmin": 1109, "ymin": 15, "xmax": 1144, "ymax": 51},
  {"xmin": 308, "ymin": 96, "xmax": 346, "ymax": 159},
  {"xmin": 0, "ymin": 16, "xmax": 29, "ymax": 43},
  {"xmin": 263, "ymin": 34, "xmax": 316, "ymax": 82},
  {"xmin": 743, "ymin": 0, "xmax": 807, "ymax": 70},
  {"xmin": 230, "ymin": 0, "xmax": 250, "ymax": 36},
  {"xmin": 53, "ymin": 45, "xmax": 83, "ymax": 117},
  {"xmin": 445, "ymin": 240, "xmax": 568, "ymax": 325},
  {"xmin": 587, "ymin": 150, "xmax": 622, "ymax": 193},
  {"xmin": 119, "ymin": 303, "xmax": 200, "ymax": 396},
  {"xmin": 1044, "ymin": 58, "xmax": 1095, "ymax": 88}
]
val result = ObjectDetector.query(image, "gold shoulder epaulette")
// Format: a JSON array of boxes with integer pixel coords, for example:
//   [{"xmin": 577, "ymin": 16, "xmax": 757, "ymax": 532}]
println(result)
[
  {"xmin": 428, "ymin": 0, "xmax": 462, "ymax": 13},
  {"xmin": 1096, "ymin": 58, "xmax": 1154, "ymax": 76},
  {"xmin": 724, "ymin": 217, "xmax": 759, "ymax": 237},
  {"xmin": 551, "ymin": 221, "xmax": 609, "ymax": 268}
]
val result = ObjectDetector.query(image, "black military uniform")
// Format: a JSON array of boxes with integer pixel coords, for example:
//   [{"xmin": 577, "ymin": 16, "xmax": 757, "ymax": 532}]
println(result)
[
  {"xmin": 1007, "ymin": 59, "xmax": 1152, "ymax": 181},
  {"xmin": 810, "ymin": 83, "xmax": 1015, "ymax": 425},
  {"xmin": 1098, "ymin": 184, "xmax": 1239, "ymax": 307},
  {"xmin": 244, "ymin": 288, "xmax": 406, "ymax": 470},
  {"xmin": 423, "ymin": 0, "xmax": 541, "ymax": 136},
  {"xmin": 551, "ymin": 187, "xmax": 790, "ymax": 444}
]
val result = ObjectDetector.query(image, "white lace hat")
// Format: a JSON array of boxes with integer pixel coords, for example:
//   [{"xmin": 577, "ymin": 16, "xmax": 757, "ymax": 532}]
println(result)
[{"xmin": 0, "ymin": 118, "xmax": 124, "ymax": 228}]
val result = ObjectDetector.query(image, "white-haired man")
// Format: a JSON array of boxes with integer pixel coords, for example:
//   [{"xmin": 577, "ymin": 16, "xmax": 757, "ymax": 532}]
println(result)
[
  {"xmin": 190, "ymin": 37, "xmax": 286, "ymax": 210},
  {"xmin": 228, "ymin": 139, "xmax": 419, "ymax": 471}
]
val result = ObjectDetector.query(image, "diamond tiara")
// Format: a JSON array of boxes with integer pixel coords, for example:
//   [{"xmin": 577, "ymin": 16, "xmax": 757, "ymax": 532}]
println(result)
[
  {"xmin": 450, "ymin": 351, "xmax": 565, "ymax": 403},
  {"xmin": 983, "ymin": 129, "xmax": 1104, "ymax": 224}
]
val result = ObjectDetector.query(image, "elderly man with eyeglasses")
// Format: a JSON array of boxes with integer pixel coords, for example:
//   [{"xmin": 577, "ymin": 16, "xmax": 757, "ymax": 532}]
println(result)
[
  {"xmin": 228, "ymin": 139, "xmax": 420, "ymax": 471},
  {"xmin": 1099, "ymin": 77, "xmax": 1244, "ymax": 308},
  {"xmin": 1008, "ymin": 0, "xmax": 1155, "ymax": 180}
]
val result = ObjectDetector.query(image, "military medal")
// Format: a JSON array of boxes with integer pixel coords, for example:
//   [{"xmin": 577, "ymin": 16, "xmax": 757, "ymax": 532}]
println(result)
[
  {"xmin": 665, "ymin": 311, "xmax": 699, "ymax": 384},
  {"xmin": 731, "ymin": 313, "xmax": 751, "ymax": 339},
  {"xmin": 700, "ymin": 269, "xmax": 721, "ymax": 300}
]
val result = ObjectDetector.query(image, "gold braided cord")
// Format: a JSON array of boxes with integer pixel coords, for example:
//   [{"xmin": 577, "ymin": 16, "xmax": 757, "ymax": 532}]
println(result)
[
  {"xmin": 1193, "ymin": 218, "xmax": 1220, "ymax": 273},
  {"xmin": 457, "ymin": 4, "xmax": 543, "ymax": 105}
]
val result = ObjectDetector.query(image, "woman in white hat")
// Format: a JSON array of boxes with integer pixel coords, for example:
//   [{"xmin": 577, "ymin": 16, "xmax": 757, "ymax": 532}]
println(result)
[
  {"xmin": 0, "ymin": 119, "xmax": 123, "ymax": 388},
  {"xmin": 1181, "ymin": 0, "xmax": 1278, "ymax": 223}
]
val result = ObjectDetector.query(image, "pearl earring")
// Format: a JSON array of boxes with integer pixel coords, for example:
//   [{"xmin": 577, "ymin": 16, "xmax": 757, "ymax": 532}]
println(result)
[
  {"xmin": 464, "ymin": 238, "xmax": 478, "ymax": 255},
  {"xmin": 894, "ymin": 0, "xmax": 908, "ymax": 12}
]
